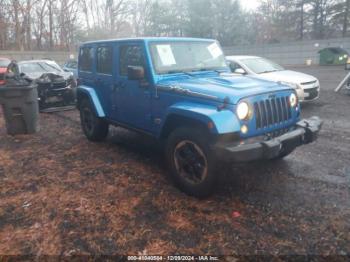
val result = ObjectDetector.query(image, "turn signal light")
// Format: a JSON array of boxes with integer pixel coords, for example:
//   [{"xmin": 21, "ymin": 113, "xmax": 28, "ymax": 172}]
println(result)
[{"xmin": 241, "ymin": 125, "xmax": 248, "ymax": 134}]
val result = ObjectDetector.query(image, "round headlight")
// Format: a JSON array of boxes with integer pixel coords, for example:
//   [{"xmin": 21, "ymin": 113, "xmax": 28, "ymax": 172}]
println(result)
[
  {"xmin": 237, "ymin": 102, "xmax": 250, "ymax": 120},
  {"xmin": 289, "ymin": 93, "xmax": 298, "ymax": 107}
]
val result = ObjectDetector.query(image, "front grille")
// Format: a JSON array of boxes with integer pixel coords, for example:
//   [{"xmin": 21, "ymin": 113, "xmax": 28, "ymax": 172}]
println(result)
[
  {"xmin": 304, "ymin": 87, "xmax": 319, "ymax": 100},
  {"xmin": 254, "ymin": 96, "xmax": 292, "ymax": 130},
  {"xmin": 52, "ymin": 81, "xmax": 67, "ymax": 89}
]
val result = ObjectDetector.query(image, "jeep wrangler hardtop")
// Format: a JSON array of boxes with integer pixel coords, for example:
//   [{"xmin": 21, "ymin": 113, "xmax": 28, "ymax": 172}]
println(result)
[{"xmin": 77, "ymin": 37, "xmax": 322, "ymax": 197}]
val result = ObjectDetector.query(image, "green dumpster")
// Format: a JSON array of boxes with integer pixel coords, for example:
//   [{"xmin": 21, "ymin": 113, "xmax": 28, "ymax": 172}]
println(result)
[
  {"xmin": 0, "ymin": 79, "xmax": 40, "ymax": 135},
  {"xmin": 319, "ymin": 47, "xmax": 349, "ymax": 65}
]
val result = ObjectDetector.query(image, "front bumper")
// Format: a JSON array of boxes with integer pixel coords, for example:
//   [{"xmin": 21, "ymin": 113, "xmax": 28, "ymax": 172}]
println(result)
[
  {"xmin": 214, "ymin": 117, "xmax": 323, "ymax": 162},
  {"xmin": 297, "ymin": 86, "xmax": 320, "ymax": 102}
]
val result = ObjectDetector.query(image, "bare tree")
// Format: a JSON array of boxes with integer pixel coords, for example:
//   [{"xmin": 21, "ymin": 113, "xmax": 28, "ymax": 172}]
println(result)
[
  {"xmin": 0, "ymin": 0, "xmax": 349, "ymax": 51},
  {"xmin": 32, "ymin": 0, "xmax": 47, "ymax": 49},
  {"xmin": 131, "ymin": 0, "xmax": 152, "ymax": 37}
]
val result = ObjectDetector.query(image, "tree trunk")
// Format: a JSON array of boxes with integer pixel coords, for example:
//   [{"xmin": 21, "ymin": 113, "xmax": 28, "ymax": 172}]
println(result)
[
  {"xmin": 13, "ymin": 0, "xmax": 21, "ymax": 50},
  {"xmin": 313, "ymin": 0, "xmax": 320, "ymax": 38},
  {"xmin": 343, "ymin": 0, "xmax": 350, "ymax": 37},
  {"xmin": 48, "ymin": 0, "xmax": 54, "ymax": 50},
  {"xmin": 299, "ymin": 0, "xmax": 305, "ymax": 40},
  {"xmin": 82, "ymin": 0, "xmax": 90, "ymax": 32},
  {"xmin": 25, "ymin": 0, "xmax": 32, "ymax": 50}
]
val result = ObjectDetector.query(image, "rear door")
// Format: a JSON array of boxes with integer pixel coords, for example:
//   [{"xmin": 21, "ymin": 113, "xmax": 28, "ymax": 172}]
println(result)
[
  {"xmin": 113, "ymin": 43, "xmax": 152, "ymax": 131},
  {"xmin": 79, "ymin": 45, "xmax": 95, "ymax": 88}
]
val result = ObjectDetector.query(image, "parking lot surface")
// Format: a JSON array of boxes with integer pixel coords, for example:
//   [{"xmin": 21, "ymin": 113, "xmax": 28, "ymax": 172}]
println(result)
[{"xmin": 0, "ymin": 66, "xmax": 349, "ymax": 256}]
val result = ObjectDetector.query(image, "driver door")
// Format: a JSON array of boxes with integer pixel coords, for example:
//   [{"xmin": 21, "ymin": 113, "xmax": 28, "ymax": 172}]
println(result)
[{"xmin": 113, "ymin": 43, "xmax": 152, "ymax": 131}]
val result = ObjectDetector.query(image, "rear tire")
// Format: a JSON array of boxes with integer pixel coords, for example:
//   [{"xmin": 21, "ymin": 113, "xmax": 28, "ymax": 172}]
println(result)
[
  {"xmin": 165, "ymin": 127, "xmax": 218, "ymax": 198},
  {"xmin": 79, "ymin": 99, "xmax": 109, "ymax": 142}
]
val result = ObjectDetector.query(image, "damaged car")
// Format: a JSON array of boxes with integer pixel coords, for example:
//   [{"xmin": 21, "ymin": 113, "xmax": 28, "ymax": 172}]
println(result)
[{"xmin": 7, "ymin": 60, "xmax": 77, "ymax": 110}]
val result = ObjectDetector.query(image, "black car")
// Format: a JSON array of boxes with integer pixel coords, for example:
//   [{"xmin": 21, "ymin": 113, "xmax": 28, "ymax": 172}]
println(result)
[{"xmin": 7, "ymin": 60, "xmax": 77, "ymax": 110}]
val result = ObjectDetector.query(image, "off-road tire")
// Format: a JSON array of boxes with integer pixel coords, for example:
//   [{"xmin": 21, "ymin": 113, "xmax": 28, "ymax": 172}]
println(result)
[
  {"xmin": 165, "ymin": 127, "xmax": 218, "ymax": 198},
  {"xmin": 79, "ymin": 99, "xmax": 109, "ymax": 142}
]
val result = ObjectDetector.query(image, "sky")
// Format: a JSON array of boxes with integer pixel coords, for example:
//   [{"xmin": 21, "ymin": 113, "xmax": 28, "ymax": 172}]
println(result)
[{"xmin": 240, "ymin": 0, "xmax": 260, "ymax": 10}]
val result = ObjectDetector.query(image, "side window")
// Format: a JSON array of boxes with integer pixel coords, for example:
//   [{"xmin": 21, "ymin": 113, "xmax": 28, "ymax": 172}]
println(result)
[
  {"xmin": 119, "ymin": 45, "xmax": 144, "ymax": 76},
  {"xmin": 80, "ymin": 47, "xmax": 94, "ymax": 72},
  {"xmin": 97, "ymin": 46, "xmax": 113, "ymax": 75}
]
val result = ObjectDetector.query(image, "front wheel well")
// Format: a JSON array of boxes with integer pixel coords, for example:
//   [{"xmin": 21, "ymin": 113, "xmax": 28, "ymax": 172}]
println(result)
[
  {"xmin": 160, "ymin": 114, "xmax": 212, "ymax": 140},
  {"xmin": 76, "ymin": 91, "xmax": 92, "ymax": 111}
]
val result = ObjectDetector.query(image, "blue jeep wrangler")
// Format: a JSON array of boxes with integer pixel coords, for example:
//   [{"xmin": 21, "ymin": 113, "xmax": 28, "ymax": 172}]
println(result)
[{"xmin": 77, "ymin": 37, "xmax": 322, "ymax": 197}]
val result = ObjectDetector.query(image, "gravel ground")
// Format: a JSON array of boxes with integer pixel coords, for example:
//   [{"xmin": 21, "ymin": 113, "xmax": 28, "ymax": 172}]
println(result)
[{"xmin": 0, "ymin": 66, "xmax": 349, "ymax": 257}]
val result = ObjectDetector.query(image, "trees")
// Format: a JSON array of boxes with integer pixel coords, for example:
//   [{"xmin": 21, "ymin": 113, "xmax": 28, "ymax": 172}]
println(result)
[
  {"xmin": 0, "ymin": 0, "xmax": 348, "ymax": 51},
  {"xmin": 211, "ymin": 0, "xmax": 249, "ymax": 45},
  {"xmin": 186, "ymin": 0, "xmax": 213, "ymax": 38},
  {"xmin": 255, "ymin": 0, "xmax": 349, "ymax": 41}
]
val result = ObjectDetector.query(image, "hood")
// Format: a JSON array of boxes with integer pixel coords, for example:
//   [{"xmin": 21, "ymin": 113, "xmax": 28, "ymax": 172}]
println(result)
[
  {"xmin": 258, "ymin": 70, "xmax": 317, "ymax": 84},
  {"xmin": 24, "ymin": 71, "xmax": 72, "ymax": 80},
  {"xmin": 157, "ymin": 73, "xmax": 293, "ymax": 104}
]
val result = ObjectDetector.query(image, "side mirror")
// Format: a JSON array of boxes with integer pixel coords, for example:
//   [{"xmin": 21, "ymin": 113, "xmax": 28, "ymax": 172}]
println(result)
[
  {"xmin": 127, "ymin": 66, "xmax": 145, "ymax": 80},
  {"xmin": 234, "ymin": 68, "xmax": 246, "ymax": 75}
]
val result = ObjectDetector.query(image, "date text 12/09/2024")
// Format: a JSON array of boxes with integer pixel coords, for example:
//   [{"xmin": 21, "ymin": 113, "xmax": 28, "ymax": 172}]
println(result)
[{"xmin": 127, "ymin": 255, "xmax": 219, "ymax": 261}]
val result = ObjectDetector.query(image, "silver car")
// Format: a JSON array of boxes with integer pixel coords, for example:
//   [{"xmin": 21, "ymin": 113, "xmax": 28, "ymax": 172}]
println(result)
[{"xmin": 226, "ymin": 56, "xmax": 320, "ymax": 102}]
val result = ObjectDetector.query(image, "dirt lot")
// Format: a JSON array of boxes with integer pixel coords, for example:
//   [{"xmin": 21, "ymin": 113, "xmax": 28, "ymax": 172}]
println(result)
[{"xmin": 0, "ymin": 66, "xmax": 349, "ymax": 257}]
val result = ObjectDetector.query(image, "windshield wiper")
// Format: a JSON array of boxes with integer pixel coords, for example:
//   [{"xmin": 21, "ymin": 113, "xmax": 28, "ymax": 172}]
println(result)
[
  {"xmin": 259, "ymin": 69, "xmax": 279, "ymax": 74},
  {"xmin": 198, "ymin": 68, "xmax": 227, "ymax": 74},
  {"xmin": 165, "ymin": 70, "xmax": 195, "ymax": 77}
]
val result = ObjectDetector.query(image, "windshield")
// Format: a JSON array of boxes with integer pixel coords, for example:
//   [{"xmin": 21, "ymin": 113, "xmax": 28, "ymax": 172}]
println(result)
[
  {"xmin": 149, "ymin": 41, "xmax": 228, "ymax": 74},
  {"xmin": 241, "ymin": 58, "xmax": 284, "ymax": 74},
  {"xmin": 0, "ymin": 59, "xmax": 10, "ymax": 68},
  {"xmin": 20, "ymin": 61, "xmax": 63, "ymax": 74}
]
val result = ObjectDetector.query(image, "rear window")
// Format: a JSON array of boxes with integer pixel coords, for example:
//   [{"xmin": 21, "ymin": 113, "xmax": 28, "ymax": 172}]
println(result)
[
  {"xmin": 80, "ymin": 47, "xmax": 94, "ymax": 72},
  {"xmin": 97, "ymin": 46, "xmax": 113, "ymax": 75}
]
